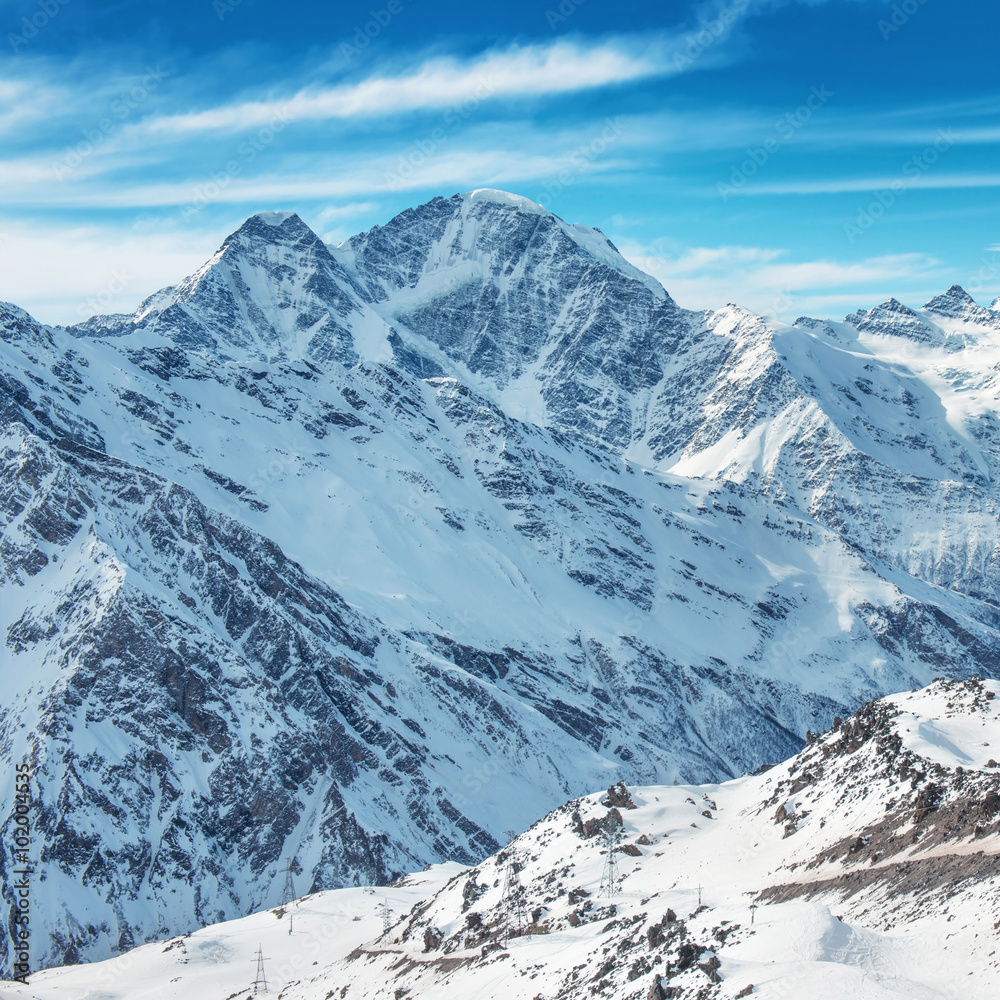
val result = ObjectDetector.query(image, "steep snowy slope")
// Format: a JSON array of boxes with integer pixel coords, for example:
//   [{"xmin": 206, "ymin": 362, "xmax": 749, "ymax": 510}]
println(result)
[
  {"xmin": 340, "ymin": 193, "xmax": 1000, "ymax": 610},
  {"xmin": 86, "ymin": 212, "xmax": 394, "ymax": 366},
  {"xmin": 337, "ymin": 189, "xmax": 689, "ymax": 446},
  {"xmin": 7, "ymin": 678, "xmax": 1000, "ymax": 999},
  {"xmin": 2, "ymin": 193, "xmax": 1000, "ymax": 977}
]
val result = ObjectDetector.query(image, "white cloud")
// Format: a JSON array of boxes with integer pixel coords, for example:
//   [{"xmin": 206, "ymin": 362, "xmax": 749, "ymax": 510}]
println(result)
[
  {"xmin": 0, "ymin": 219, "xmax": 223, "ymax": 325},
  {"xmin": 0, "ymin": 156, "xmax": 546, "ymax": 209},
  {"xmin": 616, "ymin": 239, "xmax": 945, "ymax": 319},
  {"xmin": 137, "ymin": 37, "xmax": 680, "ymax": 138},
  {"xmin": 0, "ymin": 113, "xmax": 640, "ymax": 209},
  {"xmin": 0, "ymin": 75, "xmax": 72, "ymax": 135},
  {"xmin": 735, "ymin": 174, "xmax": 1000, "ymax": 195}
]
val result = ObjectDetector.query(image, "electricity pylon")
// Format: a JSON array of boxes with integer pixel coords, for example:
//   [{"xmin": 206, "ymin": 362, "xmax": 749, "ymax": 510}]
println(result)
[
  {"xmin": 600, "ymin": 822, "xmax": 621, "ymax": 897},
  {"xmin": 252, "ymin": 944, "xmax": 269, "ymax": 994},
  {"xmin": 500, "ymin": 829, "xmax": 528, "ymax": 944},
  {"xmin": 378, "ymin": 900, "xmax": 392, "ymax": 937},
  {"xmin": 281, "ymin": 857, "xmax": 298, "ymax": 934}
]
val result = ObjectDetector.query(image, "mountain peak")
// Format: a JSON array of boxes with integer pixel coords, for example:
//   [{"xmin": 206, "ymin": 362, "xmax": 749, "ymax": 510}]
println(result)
[
  {"xmin": 923, "ymin": 284, "xmax": 989, "ymax": 320},
  {"xmin": 844, "ymin": 297, "xmax": 944, "ymax": 344},
  {"xmin": 925, "ymin": 284, "xmax": 977, "ymax": 309},
  {"xmin": 117, "ymin": 209, "xmax": 389, "ymax": 365},
  {"xmin": 452, "ymin": 189, "xmax": 667, "ymax": 299},
  {"xmin": 338, "ymin": 189, "xmax": 674, "ymax": 413},
  {"xmin": 344, "ymin": 189, "xmax": 668, "ymax": 305},
  {"xmin": 923, "ymin": 285, "xmax": 1000, "ymax": 331},
  {"xmin": 0, "ymin": 300, "xmax": 33, "ymax": 325},
  {"xmin": 0, "ymin": 300, "xmax": 56, "ymax": 351},
  {"xmin": 991, "ymin": 295, "xmax": 1000, "ymax": 312},
  {"xmin": 253, "ymin": 210, "xmax": 297, "ymax": 226},
  {"xmin": 883, "ymin": 296, "xmax": 915, "ymax": 314},
  {"xmin": 461, "ymin": 188, "xmax": 549, "ymax": 215},
  {"xmin": 223, "ymin": 210, "xmax": 316, "ymax": 249},
  {"xmin": 846, "ymin": 296, "xmax": 916, "ymax": 323}
]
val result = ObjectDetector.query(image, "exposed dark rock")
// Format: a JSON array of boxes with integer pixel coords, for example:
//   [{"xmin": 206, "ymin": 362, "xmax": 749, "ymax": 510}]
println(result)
[{"xmin": 603, "ymin": 781, "xmax": 638, "ymax": 810}]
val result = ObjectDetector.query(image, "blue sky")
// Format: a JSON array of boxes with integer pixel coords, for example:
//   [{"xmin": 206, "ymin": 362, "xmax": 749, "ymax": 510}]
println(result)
[{"xmin": 1, "ymin": 0, "xmax": 998, "ymax": 324}]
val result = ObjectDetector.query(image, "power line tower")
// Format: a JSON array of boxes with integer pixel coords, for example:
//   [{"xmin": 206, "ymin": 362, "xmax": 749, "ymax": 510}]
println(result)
[
  {"xmin": 499, "ymin": 829, "xmax": 528, "ymax": 945},
  {"xmin": 378, "ymin": 900, "xmax": 392, "ymax": 937},
  {"xmin": 252, "ymin": 944, "xmax": 269, "ymax": 995},
  {"xmin": 600, "ymin": 821, "xmax": 621, "ymax": 897},
  {"xmin": 282, "ymin": 858, "xmax": 298, "ymax": 906},
  {"xmin": 281, "ymin": 857, "xmax": 299, "ymax": 934}
]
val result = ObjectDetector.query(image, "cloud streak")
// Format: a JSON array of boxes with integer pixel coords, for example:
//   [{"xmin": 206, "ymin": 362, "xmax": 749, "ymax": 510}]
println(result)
[
  {"xmin": 617, "ymin": 239, "xmax": 945, "ymax": 319},
  {"xmin": 733, "ymin": 174, "xmax": 1000, "ymax": 195},
  {"xmin": 137, "ymin": 37, "xmax": 681, "ymax": 138}
]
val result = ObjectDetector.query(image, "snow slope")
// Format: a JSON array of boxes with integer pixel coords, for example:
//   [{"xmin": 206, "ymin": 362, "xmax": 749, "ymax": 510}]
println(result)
[
  {"xmin": 5, "ymin": 678, "xmax": 999, "ymax": 999},
  {"xmin": 0, "ymin": 863, "xmax": 464, "ymax": 1000}
]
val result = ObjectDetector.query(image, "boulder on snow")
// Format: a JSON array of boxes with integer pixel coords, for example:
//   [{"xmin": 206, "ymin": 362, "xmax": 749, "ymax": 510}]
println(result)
[
  {"xmin": 698, "ymin": 953, "xmax": 722, "ymax": 983},
  {"xmin": 581, "ymin": 808, "xmax": 625, "ymax": 838},
  {"xmin": 603, "ymin": 780, "xmax": 638, "ymax": 809},
  {"xmin": 647, "ymin": 977, "xmax": 668, "ymax": 1000}
]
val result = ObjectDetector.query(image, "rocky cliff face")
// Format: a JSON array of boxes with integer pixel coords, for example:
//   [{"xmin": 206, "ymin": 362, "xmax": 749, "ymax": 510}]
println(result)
[{"xmin": 2, "ymin": 191, "xmax": 1000, "ymax": 975}]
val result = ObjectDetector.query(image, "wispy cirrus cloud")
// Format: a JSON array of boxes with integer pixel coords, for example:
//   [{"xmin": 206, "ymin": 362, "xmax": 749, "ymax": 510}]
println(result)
[
  {"xmin": 734, "ymin": 174, "xmax": 1000, "ymax": 195},
  {"xmin": 0, "ymin": 111, "xmax": 642, "ymax": 209},
  {"xmin": 135, "ymin": 36, "xmax": 689, "ymax": 138},
  {"xmin": 616, "ymin": 239, "xmax": 946, "ymax": 319},
  {"xmin": 9, "ymin": 151, "xmax": 617, "ymax": 209}
]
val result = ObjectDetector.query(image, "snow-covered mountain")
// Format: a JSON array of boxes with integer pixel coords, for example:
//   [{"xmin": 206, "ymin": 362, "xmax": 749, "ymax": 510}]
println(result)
[
  {"xmin": 2, "ymin": 190, "xmax": 1000, "ymax": 976},
  {"xmin": 7, "ymin": 677, "xmax": 1000, "ymax": 998}
]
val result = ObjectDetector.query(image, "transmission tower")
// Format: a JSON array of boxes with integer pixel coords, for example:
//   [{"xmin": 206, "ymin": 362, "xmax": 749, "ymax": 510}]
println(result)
[
  {"xmin": 378, "ymin": 900, "xmax": 392, "ymax": 937},
  {"xmin": 499, "ymin": 829, "xmax": 528, "ymax": 944},
  {"xmin": 282, "ymin": 858, "xmax": 298, "ymax": 906},
  {"xmin": 281, "ymin": 857, "xmax": 299, "ymax": 934},
  {"xmin": 600, "ymin": 821, "xmax": 621, "ymax": 897},
  {"xmin": 252, "ymin": 944, "xmax": 269, "ymax": 995}
]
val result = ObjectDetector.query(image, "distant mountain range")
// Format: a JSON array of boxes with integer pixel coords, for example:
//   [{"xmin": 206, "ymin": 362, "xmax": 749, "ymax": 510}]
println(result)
[{"xmin": 2, "ymin": 189, "xmax": 1000, "ymax": 975}]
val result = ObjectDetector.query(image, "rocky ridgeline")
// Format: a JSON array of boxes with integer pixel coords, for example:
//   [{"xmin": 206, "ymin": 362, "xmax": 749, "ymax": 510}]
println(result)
[
  {"xmin": 321, "ymin": 797, "xmax": 748, "ymax": 1000},
  {"xmin": 759, "ymin": 678, "xmax": 1000, "ymax": 919}
]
